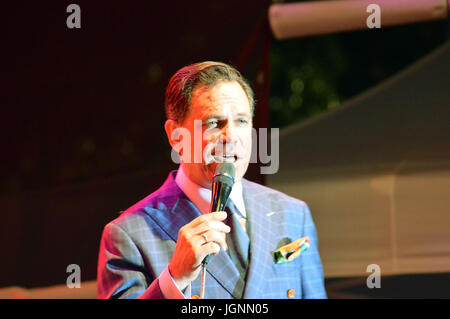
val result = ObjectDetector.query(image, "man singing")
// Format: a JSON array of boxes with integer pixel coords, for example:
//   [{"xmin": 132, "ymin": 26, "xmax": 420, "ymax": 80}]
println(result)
[{"xmin": 97, "ymin": 61, "xmax": 326, "ymax": 299}]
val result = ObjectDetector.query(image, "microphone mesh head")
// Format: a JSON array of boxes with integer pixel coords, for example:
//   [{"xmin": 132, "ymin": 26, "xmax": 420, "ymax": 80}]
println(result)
[{"xmin": 215, "ymin": 162, "xmax": 235, "ymax": 179}]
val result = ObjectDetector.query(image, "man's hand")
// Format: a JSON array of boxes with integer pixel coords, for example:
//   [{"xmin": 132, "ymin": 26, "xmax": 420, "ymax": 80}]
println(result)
[{"xmin": 168, "ymin": 211, "xmax": 230, "ymax": 291}]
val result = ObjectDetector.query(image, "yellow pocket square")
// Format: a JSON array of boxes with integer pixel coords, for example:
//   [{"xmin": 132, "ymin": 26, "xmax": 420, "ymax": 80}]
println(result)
[{"xmin": 273, "ymin": 236, "xmax": 310, "ymax": 264}]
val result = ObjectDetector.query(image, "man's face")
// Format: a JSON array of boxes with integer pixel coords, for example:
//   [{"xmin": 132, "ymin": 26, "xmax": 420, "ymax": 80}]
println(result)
[{"xmin": 177, "ymin": 81, "xmax": 253, "ymax": 188}]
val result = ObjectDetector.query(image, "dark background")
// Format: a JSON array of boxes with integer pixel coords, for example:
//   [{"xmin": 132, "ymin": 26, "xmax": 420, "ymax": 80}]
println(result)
[
  {"xmin": 1, "ymin": 0, "xmax": 448, "ymax": 297},
  {"xmin": 1, "ymin": 0, "xmax": 271, "ymax": 289}
]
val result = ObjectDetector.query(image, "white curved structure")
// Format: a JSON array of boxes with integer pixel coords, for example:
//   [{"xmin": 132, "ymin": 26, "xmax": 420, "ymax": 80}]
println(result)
[{"xmin": 267, "ymin": 41, "xmax": 450, "ymax": 278}]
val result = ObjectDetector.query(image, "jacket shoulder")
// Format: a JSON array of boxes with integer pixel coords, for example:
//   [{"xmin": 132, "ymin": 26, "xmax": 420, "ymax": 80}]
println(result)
[
  {"xmin": 242, "ymin": 178, "xmax": 308, "ymax": 210},
  {"xmin": 107, "ymin": 172, "xmax": 181, "ymax": 230}
]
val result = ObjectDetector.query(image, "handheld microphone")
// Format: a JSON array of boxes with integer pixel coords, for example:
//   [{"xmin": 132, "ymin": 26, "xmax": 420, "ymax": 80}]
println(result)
[{"xmin": 202, "ymin": 162, "xmax": 235, "ymax": 265}]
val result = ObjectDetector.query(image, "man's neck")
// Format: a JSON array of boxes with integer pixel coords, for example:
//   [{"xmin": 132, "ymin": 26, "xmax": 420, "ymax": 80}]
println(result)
[{"xmin": 175, "ymin": 164, "xmax": 246, "ymax": 217}]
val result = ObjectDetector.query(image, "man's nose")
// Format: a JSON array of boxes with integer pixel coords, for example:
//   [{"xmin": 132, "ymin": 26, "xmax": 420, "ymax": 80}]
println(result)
[{"xmin": 219, "ymin": 122, "xmax": 238, "ymax": 144}]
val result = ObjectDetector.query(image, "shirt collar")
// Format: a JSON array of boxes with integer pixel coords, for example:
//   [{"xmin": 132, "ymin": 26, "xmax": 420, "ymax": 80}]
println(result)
[{"xmin": 175, "ymin": 164, "xmax": 246, "ymax": 217}]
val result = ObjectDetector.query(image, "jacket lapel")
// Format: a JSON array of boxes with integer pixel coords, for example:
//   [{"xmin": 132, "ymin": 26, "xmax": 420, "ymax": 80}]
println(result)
[
  {"xmin": 143, "ymin": 171, "xmax": 243, "ymax": 298},
  {"xmin": 143, "ymin": 172, "xmax": 201, "ymax": 242},
  {"xmin": 202, "ymin": 247, "xmax": 245, "ymax": 298},
  {"xmin": 242, "ymin": 180, "xmax": 276, "ymax": 299}
]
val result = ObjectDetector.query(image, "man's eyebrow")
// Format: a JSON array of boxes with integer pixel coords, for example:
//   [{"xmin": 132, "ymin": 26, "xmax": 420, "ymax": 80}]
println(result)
[
  {"xmin": 202, "ymin": 112, "xmax": 251, "ymax": 120},
  {"xmin": 203, "ymin": 114, "xmax": 225, "ymax": 120},
  {"xmin": 235, "ymin": 112, "xmax": 251, "ymax": 117}
]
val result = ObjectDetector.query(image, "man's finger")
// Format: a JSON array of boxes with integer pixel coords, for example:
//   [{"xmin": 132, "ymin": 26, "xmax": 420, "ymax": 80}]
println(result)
[
  {"xmin": 194, "ymin": 242, "xmax": 221, "ymax": 267},
  {"xmin": 189, "ymin": 211, "xmax": 227, "ymax": 227},
  {"xmin": 198, "ymin": 230, "xmax": 228, "ymax": 250},
  {"xmin": 192, "ymin": 220, "xmax": 230, "ymax": 236}
]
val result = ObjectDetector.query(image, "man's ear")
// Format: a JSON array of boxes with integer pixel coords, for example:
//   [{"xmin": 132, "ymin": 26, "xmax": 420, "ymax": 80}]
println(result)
[
  {"xmin": 164, "ymin": 119, "xmax": 180, "ymax": 149},
  {"xmin": 165, "ymin": 119, "xmax": 191, "ymax": 161}
]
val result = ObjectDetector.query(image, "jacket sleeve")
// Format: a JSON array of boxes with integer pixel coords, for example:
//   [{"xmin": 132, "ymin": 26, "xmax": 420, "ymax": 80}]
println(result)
[
  {"xmin": 300, "ymin": 203, "xmax": 327, "ymax": 299},
  {"xmin": 97, "ymin": 222, "xmax": 164, "ymax": 299}
]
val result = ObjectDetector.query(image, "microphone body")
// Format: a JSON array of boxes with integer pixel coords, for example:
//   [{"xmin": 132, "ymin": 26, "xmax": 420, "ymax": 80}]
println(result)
[
  {"xmin": 202, "ymin": 163, "xmax": 235, "ymax": 265},
  {"xmin": 210, "ymin": 173, "xmax": 234, "ymax": 212}
]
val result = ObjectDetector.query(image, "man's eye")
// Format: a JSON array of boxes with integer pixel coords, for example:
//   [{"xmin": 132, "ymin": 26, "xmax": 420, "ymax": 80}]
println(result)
[
  {"xmin": 238, "ymin": 119, "xmax": 249, "ymax": 125},
  {"xmin": 205, "ymin": 120, "xmax": 218, "ymax": 127}
]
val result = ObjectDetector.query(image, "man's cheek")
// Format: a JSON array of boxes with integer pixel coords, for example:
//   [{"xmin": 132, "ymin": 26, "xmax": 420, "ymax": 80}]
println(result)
[
  {"xmin": 237, "ymin": 133, "xmax": 252, "ymax": 158},
  {"xmin": 203, "ymin": 130, "xmax": 221, "ymax": 152},
  {"xmin": 203, "ymin": 127, "xmax": 221, "ymax": 141},
  {"xmin": 202, "ymin": 142, "xmax": 215, "ymax": 164}
]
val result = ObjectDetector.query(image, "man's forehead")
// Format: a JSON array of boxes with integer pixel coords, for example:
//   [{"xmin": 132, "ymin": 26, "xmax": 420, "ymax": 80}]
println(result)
[{"xmin": 191, "ymin": 82, "xmax": 251, "ymax": 117}]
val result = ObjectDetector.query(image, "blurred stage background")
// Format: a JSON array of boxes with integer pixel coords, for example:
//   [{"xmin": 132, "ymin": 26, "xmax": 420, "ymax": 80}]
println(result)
[{"xmin": 0, "ymin": 0, "xmax": 449, "ymax": 298}]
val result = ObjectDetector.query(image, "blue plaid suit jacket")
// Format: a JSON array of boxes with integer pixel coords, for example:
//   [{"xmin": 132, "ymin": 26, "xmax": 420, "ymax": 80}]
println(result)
[{"xmin": 97, "ymin": 171, "xmax": 327, "ymax": 299}]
